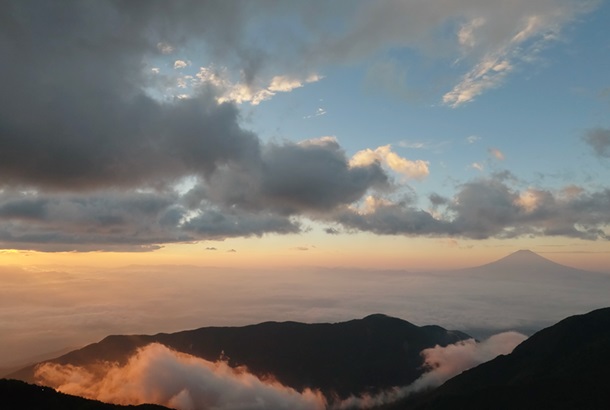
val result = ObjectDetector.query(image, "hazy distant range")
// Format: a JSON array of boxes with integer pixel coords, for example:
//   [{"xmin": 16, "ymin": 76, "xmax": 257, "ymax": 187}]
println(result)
[{"xmin": 1, "ymin": 250, "xmax": 609, "ymax": 371}]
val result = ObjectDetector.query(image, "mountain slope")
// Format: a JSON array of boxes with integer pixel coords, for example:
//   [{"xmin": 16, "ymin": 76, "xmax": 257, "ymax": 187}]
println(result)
[
  {"xmin": 11, "ymin": 314, "xmax": 470, "ymax": 398},
  {"xmin": 0, "ymin": 379, "xmax": 170, "ymax": 410},
  {"xmin": 387, "ymin": 307, "xmax": 610, "ymax": 409},
  {"xmin": 459, "ymin": 249, "xmax": 607, "ymax": 279},
  {"xmin": 431, "ymin": 250, "xmax": 610, "ymax": 338}
]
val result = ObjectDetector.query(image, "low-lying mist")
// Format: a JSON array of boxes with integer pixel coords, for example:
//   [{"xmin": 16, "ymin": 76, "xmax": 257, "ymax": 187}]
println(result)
[
  {"xmin": 35, "ymin": 333, "xmax": 526, "ymax": 410},
  {"xmin": 1, "ymin": 262, "xmax": 607, "ymax": 368}
]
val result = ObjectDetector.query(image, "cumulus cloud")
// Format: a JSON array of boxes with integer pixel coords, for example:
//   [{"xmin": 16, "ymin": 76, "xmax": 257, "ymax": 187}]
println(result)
[
  {"xmin": 1, "ymin": 139, "xmax": 381, "ymax": 250},
  {"xmin": 583, "ymin": 127, "xmax": 610, "ymax": 158},
  {"xmin": 35, "ymin": 343, "xmax": 326, "ymax": 410},
  {"xmin": 350, "ymin": 145, "xmax": 430, "ymax": 180},
  {"xmin": 0, "ymin": 1, "xmax": 392, "ymax": 251},
  {"xmin": 189, "ymin": 136, "xmax": 389, "ymax": 218},
  {"xmin": 335, "ymin": 199, "xmax": 451, "ymax": 236},
  {"xmin": 174, "ymin": 60, "xmax": 190, "ymax": 69},
  {"xmin": 0, "ymin": 1, "xmax": 605, "ymax": 251},
  {"xmin": 259, "ymin": 141, "xmax": 389, "ymax": 212},
  {"xmin": 334, "ymin": 175, "xmax": 610, "ymax": 240}
]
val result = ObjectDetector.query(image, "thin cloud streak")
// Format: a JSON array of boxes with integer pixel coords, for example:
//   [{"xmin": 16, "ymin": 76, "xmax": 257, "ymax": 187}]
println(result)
[{"xmin": 443, "ymin": 2, "xmax": 597, "ymax": 107}]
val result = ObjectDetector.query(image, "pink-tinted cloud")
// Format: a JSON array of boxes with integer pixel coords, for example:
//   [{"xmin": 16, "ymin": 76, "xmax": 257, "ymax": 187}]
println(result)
[{"xmin": 35, "ymin": 343, "xmax": 326, "ymax": 410}]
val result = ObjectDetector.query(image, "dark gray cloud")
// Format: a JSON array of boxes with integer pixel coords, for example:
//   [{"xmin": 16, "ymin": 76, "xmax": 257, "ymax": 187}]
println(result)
[
  {"xmin": 260, "ymin": 140, "xmax": 388, "ymax": 212},
  {"xmin": 0, "ymin": 1, "xmax": 391, "ymax": 250},
  {"xmin": 449, "ymin": 178, "xmax": 522, "ymax": 239},
  {"xmin": 334, "ymin": 176, "xmax": 610, "ymax": 240},
  {"xmin": 335, "ymin": 201, "xmax": 452, "ymax": 236},
  {"xmin": 0, "ymin": 190, "xmax": 185, "ymax": 251},
  {"xmin": 0, "ymin": 1, "xmax": 607, "ymax": 251},
  {"xmin": 0, "ymin": 1, "xmax": 266, "ymax": 190},
  {"xmin": 429, "ymin": 193, "xmax": 449, "ymax": 206},
  {"xmin": 180, "ymin": 207, "xmax": 300, "ymax": 240},
  {"xmin": 0, "ymin": 189, "xmax": 304, "ymax": 251},
  {"xmin": 199, "ymin": 138, "xmax": 388, "ymax": 214},
  {"xmin": 583, "ymin": 128, "xmax": 610, "ymax": 158},
  {"xmin": 0, "ymin": 134, "xmax": 389, "ymax": 251}
]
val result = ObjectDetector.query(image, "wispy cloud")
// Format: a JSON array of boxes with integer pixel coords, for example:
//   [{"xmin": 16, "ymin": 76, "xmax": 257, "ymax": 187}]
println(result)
[
  {"xmin": 443, "ymin": 3, "xmax": 596, "ymax": 107},
  {"xmin": 303, "ymin": 107, "xmax": 327, "ymax": 119},
  {"xmin": 194, "ymin": 67, "xmax": 322, "ymax": 105},
  {"xmin": 471, "ymin": 162, "xmax": 484, "ymax": 171},
  {"xmin": 397, "ymin": 140, "xmax": 451, "ymax": 151}
]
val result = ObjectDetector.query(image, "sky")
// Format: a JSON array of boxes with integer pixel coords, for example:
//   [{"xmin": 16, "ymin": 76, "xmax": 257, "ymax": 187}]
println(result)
[
  {"xmin": 1, "ymin": 0, "xmax": 610, "ymax": 271},
  {"xmin": 1, "ymin": 0, "xmax": 610, "ymax": 368}
]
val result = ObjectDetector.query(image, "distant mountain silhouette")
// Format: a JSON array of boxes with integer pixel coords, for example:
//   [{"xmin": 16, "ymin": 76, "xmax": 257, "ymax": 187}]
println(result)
[
  {"xmin": 383, "ymin": 307, "xmax": 610, "ymax": 409},
  {"xmin": 0, "ymin": 379, "xmax": 169, "ymax": 410},
  {"xmin": 0, "ymin": 346, "xmax": 77, "ymax": 378},
  {"xmin": 482, "ymin": 249, "xmax": 565, "ymax": 268},
  {"xmin": 11, "ymin": 314, "xmax": 470, "ymax": 399},
  {"xmin": 460, "ymin": 249, "xmax": 605, "ymax": 279},
  {"xmin": 441, "ymin": 249, "xmax": 610, "ymax": 338}
]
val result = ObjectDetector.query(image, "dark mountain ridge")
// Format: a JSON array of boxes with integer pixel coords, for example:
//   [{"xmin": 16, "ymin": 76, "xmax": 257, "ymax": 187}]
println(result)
[
  {"xmin": 7, "ymin": 307, "xmax": 610, "ymax": 409},
  {"xmin": 385, "ymin": 307, "xmax": 610, "ymax": 409},
  {"xmin": 0, "ymin": 379, "xmax": 170, "ymax": 410},
  {"xmin": 11, "ymin": 314, "xmax": 470, "ymax": 399}
]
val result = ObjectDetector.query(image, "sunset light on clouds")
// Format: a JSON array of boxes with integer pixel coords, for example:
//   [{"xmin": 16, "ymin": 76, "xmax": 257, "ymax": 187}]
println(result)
[{"xmin": 1, "ymin": 0, "xmax": 610, "ymax": 379}]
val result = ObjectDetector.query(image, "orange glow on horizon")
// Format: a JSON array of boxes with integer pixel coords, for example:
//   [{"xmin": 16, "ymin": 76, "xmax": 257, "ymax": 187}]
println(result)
[{"xmin": 1, "ymin": 232, "xmax": 608, "ymax": 273}]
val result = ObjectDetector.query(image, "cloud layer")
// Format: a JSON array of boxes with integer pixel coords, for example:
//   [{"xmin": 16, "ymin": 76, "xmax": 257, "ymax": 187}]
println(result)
[
  {"xmin": 0, "ymin": 1, "xmax": 606, "ymax": 251},
  {"xmin": 35, "ymin": 343, "xmax": 326, "ymax": 410},
  {"xmin": 334, "ymin": 173, "xmax": 610, "ymax": 240},
  {"xmin": 34, "ymin": 334, "xmax": 525, "ymax": 410}
]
